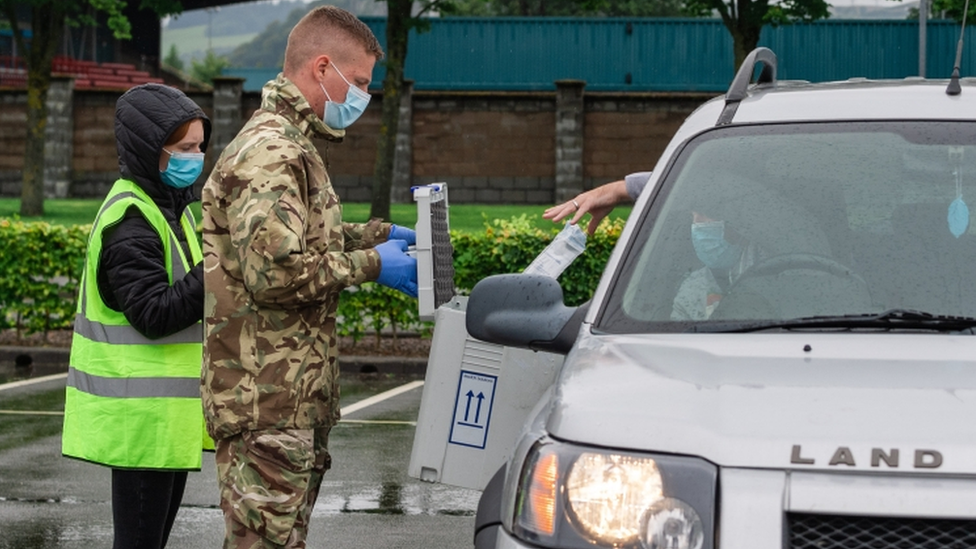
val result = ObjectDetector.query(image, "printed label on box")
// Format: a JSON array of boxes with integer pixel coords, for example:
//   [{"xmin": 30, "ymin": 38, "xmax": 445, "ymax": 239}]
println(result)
[{"xmin": 448, "ymin": 370, "xmax": 497, "ymax": 449}]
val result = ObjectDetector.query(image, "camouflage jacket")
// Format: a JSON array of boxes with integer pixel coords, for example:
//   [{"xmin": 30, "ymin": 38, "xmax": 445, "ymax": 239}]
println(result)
[{"xmin": 201, "ymin": 74, "xmax": 389, "ymax": 440}]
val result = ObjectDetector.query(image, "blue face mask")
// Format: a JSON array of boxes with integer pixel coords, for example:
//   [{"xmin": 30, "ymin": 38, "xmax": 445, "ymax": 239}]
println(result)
[
  {"xmin": 160, "ymin": 149, "xmax": 205, "ymax": 189},
  {"xmin": 691, "ymin": 221, "xmax": 742, "ymax": 270},
  {"xmin": 319, "ymin": 62, "xmax": 370, "ymax": 129}
]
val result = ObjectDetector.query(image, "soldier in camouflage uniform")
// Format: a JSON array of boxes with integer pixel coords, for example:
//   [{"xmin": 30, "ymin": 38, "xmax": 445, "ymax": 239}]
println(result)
[{"xmin": 200, "ymin": 6, "xmax": 418, "ymax": 548}]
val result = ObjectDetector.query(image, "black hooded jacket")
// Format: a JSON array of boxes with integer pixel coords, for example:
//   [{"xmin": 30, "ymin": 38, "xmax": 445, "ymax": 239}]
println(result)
[{"xmin": 96, "ymin": 83, "xmax": 212, "ymax": 339}]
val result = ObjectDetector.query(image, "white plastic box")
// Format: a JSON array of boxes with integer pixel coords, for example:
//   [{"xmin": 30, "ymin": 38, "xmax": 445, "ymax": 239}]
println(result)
[{"xmin": 408, "ymin": 296, "xmax": 563, "ymax": 491}]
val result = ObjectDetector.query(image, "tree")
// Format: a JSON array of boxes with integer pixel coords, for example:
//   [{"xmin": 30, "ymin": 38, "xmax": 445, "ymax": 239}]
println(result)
[
  {"xmin": 1, "ymin": 0, "xmax": 181, "ymax": 216},
  {"xmin": 370, "ymin": 0, "xmax": 461, "ymax": 221},
  {"xmin": 683, "ymin": 0, "xmax": 829, "ymax": 69},
  {"xmin": 190, "ymin": 50, "xmax": 231, "ymax": 85},
  {"xmin": 163, "ymin": 43, "xmax": 184, "ymax": 72},
  {"xmin": 927, "ymin": 0, "xmax": 976, "ymax": 21}
]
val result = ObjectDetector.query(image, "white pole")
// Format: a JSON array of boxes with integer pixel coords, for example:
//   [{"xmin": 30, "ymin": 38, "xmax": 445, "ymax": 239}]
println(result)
[{"xmin": 920, "ymin": 0, "xmax": 928, "ymax": 77}]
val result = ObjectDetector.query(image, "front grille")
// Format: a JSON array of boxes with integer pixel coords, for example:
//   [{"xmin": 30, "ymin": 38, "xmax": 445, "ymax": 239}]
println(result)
[{"xmin": 788, "ymin": 512, "xmax": 976, "ymax": 549}]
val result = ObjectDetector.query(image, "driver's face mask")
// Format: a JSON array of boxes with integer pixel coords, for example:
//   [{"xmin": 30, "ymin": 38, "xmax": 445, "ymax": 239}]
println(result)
[{"xmin": 691, "ymin": 221, "xmax": 742, "ymax": 270}]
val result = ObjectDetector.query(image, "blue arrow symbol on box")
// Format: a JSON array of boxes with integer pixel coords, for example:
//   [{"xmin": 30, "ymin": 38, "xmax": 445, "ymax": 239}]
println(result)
[
  {"xmin": 464, "ymin": 390, "xmax": 474, "ymax": 422},
  {"xmin": 474, "ymin": 392, "xmax": 485, "ymax": 423}
]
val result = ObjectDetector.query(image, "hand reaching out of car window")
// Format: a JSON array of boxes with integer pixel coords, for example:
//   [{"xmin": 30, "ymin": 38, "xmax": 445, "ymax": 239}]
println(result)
[{"xmin": 543, "ymin": 179, "xmax": 632, "ymax": 236}]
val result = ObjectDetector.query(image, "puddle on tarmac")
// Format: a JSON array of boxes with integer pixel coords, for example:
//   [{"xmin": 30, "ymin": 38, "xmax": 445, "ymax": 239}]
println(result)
[
  {"xmin": 314, "ymin": 481, "xmax": 479, "ymax": 516},
  {"xmin": 0, "ymin": 357, "xmax": 67, "ymax": 384}
]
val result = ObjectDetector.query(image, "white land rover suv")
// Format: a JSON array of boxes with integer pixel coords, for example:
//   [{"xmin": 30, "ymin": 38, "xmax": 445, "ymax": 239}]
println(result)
[{"xmin": 463, "ymin": 47, "xmax": 976, "ymax": 549}]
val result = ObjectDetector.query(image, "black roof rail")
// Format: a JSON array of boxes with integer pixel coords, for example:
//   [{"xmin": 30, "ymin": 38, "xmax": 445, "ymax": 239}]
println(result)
[
  {"xmin": 946, "ymin": 0, "xmax": 970, "ymax": 95},
  {"xmin": 716, "ymin": 47, "xmax": 778, "ymax": 126}
]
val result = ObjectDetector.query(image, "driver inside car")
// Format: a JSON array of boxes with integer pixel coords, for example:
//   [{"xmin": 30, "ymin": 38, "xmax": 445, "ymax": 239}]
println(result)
[{"xmin": 671, "ymin": 211, "xmax": 768, "ymax": 320}]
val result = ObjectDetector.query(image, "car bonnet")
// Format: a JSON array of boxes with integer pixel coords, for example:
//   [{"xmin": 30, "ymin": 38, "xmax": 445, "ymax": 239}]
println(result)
[{"xmin": 545, "ymin": 331, "xmax": 976, "ymax": 474}]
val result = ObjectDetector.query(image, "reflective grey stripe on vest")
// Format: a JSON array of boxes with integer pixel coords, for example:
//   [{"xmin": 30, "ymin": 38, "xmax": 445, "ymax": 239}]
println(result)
[
  {"xmin": 91, "ymin": 191, "xmax": 138, "ymax": 235},
  {"xmin": 168, "ymin": 231, "xmax": 189, "ymax": 278},
  {"xmin": 74, "ymin": 314, "xmax": 202, "ymax": 345},
  {"xmin": 182, "ymin": 208, "xmax": 197, "ymax": 232},
  {"xmin": 67, "ymin": 367, "xmax": 199, "ymax": 398}
]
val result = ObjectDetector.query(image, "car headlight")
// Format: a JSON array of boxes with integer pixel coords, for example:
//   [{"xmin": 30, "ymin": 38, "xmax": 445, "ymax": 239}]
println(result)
[{"xmin": 512, "ymin": 438, "xmax": 716, "ymax": 549}]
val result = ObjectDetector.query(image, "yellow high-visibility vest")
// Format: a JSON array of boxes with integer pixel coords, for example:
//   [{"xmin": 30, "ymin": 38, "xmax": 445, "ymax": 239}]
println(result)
[{"xmin": 62, "ymin": 179, "xmax": 212, "ymax": 470}]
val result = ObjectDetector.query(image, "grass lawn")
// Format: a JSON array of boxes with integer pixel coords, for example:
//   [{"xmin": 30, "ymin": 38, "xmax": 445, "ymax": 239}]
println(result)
[
  {"xmin": 0, "ymin": 199, "xmax": 105, "ymax": 227},
  {"xmin": 0, "ymin": 198, "xmax": 631, "ymax": 234}
]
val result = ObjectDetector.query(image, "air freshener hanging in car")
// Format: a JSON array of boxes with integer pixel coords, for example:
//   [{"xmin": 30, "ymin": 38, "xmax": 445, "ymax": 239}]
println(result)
[{"xmin": 948, "ymin": 147, "xmax": 969, "ymax": 238}]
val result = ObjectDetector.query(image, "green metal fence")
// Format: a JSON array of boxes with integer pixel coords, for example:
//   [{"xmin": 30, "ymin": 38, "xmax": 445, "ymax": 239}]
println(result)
[{"xmin": 225, "ymin": 17, "xmax": 976, "ymax": 92}]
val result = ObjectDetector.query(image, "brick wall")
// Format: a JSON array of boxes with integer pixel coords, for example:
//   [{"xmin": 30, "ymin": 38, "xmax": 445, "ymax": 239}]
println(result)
[
  {"xmin": 0, "ymin": 87, "xmax": 715, "ymax": 204},
  {"xmin": 72, "ymin": 91, "xmax": 122, "ymax": 176},
  {"xmin": 0, "ymin": 93, "xmax": 27, "ymax": 193},
  {"xmin": 584, "ymin": 94, "xmax": 713, "ymax": 184},
  {"xmin": 409, "ymin": 93, "xmax": 557, "ymax": 204}
]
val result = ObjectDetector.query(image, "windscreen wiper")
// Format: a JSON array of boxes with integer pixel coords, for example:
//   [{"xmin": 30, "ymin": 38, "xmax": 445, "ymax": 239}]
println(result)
[{"xmin": 689, "ymin": 308, "xmax": 976, "ymax": 333}]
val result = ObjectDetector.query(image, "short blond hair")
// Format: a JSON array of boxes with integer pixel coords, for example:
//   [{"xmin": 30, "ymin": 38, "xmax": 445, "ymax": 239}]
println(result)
[{"xmin": 283, "ymin": 5, "xmax": 383, "ymax": 74}]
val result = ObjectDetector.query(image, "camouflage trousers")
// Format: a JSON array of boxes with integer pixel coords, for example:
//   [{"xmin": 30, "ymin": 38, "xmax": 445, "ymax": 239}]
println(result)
[{"xmin": 215, "ymin": 427, "xmax": 332, "ymax": 549}]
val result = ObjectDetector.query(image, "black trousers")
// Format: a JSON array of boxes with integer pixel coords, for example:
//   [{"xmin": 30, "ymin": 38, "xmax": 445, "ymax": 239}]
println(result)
[{"xmin": 111, "ymin": 468, "xmax": 188, "ymax": 549}]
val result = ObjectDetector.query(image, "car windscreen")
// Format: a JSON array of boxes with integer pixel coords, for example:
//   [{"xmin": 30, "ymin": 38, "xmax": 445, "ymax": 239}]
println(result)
[{"xmin": 597, "ymin": 121, "xmax": 976, "ymax": 334}]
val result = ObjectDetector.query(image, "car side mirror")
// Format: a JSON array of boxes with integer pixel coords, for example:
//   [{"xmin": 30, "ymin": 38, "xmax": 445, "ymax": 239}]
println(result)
[{"xmin": 466, "ymin": 274, "xmax": 586, "ymax": 355}]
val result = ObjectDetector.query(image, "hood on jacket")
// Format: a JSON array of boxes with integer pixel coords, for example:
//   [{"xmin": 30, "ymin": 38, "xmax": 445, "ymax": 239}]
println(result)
[{"xmin": 114, "ymin": 83, "xmax": 212, "ymax": 213}]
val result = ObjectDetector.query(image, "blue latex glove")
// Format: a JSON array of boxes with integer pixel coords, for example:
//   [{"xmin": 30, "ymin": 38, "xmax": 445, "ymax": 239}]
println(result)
[
  {"xmin": 375, "ymin": 239, "xmax": 418, "ymax": 298},
  {"xmin": 388, "ymin": 224, "xmax": 417, "ymax": 246}
]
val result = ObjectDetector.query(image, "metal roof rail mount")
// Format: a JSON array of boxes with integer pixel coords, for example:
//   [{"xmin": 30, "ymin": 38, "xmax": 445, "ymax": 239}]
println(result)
[{"xmin": 717, "ymin": 47, "xmax": 778, "ymax": 126}]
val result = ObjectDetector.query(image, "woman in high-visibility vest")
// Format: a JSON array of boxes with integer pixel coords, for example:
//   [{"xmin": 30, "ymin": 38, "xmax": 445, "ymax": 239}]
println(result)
[{"xmin": 62, "ymin": 83, "xmax": 211, "ymax": 549}]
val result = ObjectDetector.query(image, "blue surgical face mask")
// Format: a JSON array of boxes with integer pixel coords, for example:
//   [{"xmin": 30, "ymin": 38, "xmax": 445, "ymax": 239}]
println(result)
[
  {"xmin": 319, "ymin": 62, "xmax": 370, "ymax": 129},
  {"xmin": 160, "ymin": 149, "xmax": 205, "ymax": 189},
  {"xmin": 691, "ymin": 220, "xmax": 742, "ymax": 270}
]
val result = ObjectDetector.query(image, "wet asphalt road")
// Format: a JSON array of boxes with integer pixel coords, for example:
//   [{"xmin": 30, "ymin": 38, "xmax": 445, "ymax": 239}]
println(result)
[{"xmin": 0, "ymin": 374, "xmax": 480, "ymax": 549}]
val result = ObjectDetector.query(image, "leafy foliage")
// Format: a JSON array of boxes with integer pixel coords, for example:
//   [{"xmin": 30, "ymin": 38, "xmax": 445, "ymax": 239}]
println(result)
[
  {"xmin": 683, "ymin": 0, "xmax": 829, "ymax": 67},
  {"xmin": 163, "ymin": 43, "xmax": 184, "ymax": 72},
  {"xmin": 2, "ymin": 0, "xmax": 183, "ymax": 217},
  {"xmin": 190, "ymin": 50, "xmax": 231, "ymax": 85},
  {"xmin": 2, "ymin": 217, "xmax": 622, "ymax": 342},
  {"xmin": 337, "ymin": 283, "xmax": 429, "ymax": 343},
  {"xmin": 928, "ymin": 0, "xmax": 976, "ymax": 22},
  {"xmin": 452, "ymin": 215, "xmax": 625, "ymax": 307},
  {"xmin": 0, "ymin": 220, "xmax": 88, "ymax": 337}
]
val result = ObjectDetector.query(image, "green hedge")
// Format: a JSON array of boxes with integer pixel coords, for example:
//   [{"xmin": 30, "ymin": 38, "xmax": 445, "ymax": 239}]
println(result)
[
  {"xmin": 452, "ymin": 215, "xmax": 625, "ymax": 306},
  {"xmin": 0, "ymin": 217, "xmax": 623, "ymax": 341},
  {"xmin": 0, "ymin": 220, "xmax": 88, "ymax": 336}
]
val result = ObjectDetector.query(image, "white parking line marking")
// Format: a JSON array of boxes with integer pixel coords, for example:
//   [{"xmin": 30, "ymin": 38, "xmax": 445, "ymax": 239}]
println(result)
[
  {"xmin": 341, "ymin": 380, "xmax": 424, "ymax": 416},
  {"xmin": 0, "ymin": 376, "xmax": 425, "ymax": 421},
  {"xmin": 0, "ymin": 373, "xmax": 67, "ymax": 393},
  {"xmin": 338, "ymin": 419, "xmax": 417, "ymax": 426}
]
